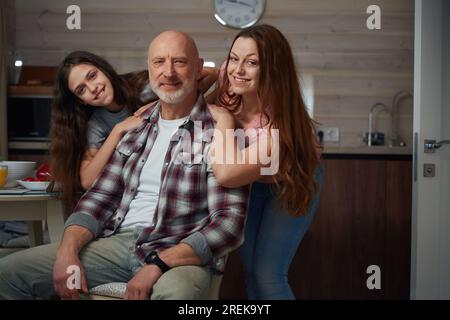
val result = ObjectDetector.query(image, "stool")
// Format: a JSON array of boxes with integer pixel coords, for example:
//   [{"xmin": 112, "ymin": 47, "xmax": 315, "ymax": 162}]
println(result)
[{"xmin": 89, "ymin": 272, "xmax": 224, "ymax": 300}]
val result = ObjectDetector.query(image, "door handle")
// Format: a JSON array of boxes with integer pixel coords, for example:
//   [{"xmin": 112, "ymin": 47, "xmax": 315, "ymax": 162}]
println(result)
[{"xmin": 424, "ymin": 139, "xmax": 450, "ymax": 153}]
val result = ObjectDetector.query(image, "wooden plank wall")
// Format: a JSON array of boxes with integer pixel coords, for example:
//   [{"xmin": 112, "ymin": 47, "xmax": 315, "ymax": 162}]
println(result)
[
  {"xmin": 7, "ymin": 0, "xmax": 414, "ymax": 147},
  {"xmin": 3, "ymin": 0, "xmax": 15, "ymax": 49}
]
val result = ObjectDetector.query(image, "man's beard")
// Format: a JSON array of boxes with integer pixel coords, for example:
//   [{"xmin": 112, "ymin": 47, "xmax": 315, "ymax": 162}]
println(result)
[{"xmin": 150, "ymin": 77, "xmax": 196, "ymax": 104}]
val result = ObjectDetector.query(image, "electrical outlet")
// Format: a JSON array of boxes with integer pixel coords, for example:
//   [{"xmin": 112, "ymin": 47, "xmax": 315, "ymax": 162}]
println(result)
[{"xmin": 322, "ymin": 127, "xmax": 340, "ymax": 142}]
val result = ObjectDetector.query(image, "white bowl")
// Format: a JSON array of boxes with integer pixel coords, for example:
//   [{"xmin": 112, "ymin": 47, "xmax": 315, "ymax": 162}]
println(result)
[
  {"xmin": 16, "ymin": 180, "xmax": 50, "ymax": 191},
  {"xmin": 0, "ymin": 161, "xmax": 36, "ymax": 188}
]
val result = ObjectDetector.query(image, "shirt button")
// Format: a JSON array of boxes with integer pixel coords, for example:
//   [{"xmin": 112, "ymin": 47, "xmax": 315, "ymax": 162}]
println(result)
[
  {"xmin": 141, "ymin": 159, "xmax": 145, "ymax": 163},
  {"xmin": 165, "ymin": 162, "xmax": 169, "ymax": 166}
]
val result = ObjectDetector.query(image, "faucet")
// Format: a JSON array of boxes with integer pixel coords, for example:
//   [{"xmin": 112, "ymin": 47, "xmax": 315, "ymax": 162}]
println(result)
[
  {"xmin": 390, "ymin": 91, "xmax": 413, "ymax": 147},
  {"xmin": 367, "ymin": 102, "xmax": 391, "ymax": 146}
]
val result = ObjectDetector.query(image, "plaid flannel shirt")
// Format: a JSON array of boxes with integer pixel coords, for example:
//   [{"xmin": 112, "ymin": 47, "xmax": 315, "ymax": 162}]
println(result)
[{"xmin": 65, "ymin": 94, "xmax": 249, "ymax": 272}]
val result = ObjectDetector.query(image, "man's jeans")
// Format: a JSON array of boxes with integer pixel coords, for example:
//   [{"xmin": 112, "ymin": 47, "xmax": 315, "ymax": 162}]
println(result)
[{"xmin": 0, "ymin": 228, "xmax": 211, "ymax": 299}]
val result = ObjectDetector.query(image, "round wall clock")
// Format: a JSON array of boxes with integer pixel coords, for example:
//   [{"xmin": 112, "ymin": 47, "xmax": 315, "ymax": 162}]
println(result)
[{"xmin": 213, "ymin": 0, "xmax": 266, "ymax": 29}]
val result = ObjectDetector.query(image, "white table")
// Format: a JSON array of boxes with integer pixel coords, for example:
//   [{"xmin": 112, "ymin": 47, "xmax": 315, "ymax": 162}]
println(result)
[{"xmin": 0, "ymin": 194, "xmax": 65, "ymax": 246}]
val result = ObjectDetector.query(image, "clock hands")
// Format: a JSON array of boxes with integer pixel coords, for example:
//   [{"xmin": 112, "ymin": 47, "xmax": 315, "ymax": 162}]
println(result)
[{"xmin": 225, "ymin": 0, "xmax": 255, "ymax": 10}]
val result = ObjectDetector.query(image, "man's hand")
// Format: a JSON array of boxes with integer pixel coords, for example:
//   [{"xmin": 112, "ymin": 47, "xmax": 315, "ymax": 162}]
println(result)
[
  {"xmin": 53, "ymin": 249, "xmax": 88, "ymax": 300},
  {"xmin": 52, "ymin": 225, "xmax": 93, "ymax": 300},
  {"xmin": 124, "ymin": 264, "xmax": 163, "ymax": 300}
]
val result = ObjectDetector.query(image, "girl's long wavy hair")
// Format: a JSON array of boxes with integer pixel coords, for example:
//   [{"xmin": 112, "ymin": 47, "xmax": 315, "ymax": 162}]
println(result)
[
  {"xmin": 218, "ymin": 24, "xmax": 321, "ymax": 217},
  {"xmin": 49, "ymin": 51, "xmax": 150, "ymax": 209}
]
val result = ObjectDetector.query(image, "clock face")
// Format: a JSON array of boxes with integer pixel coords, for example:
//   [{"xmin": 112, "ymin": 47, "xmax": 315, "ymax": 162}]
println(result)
[{"xmin": 213, "ymin": 0, "xmax": 266, "ymax": 29}]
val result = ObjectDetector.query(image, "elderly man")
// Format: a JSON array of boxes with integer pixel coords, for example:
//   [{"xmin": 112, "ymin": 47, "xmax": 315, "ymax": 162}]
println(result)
[{"xmin": 0, "ymin": 31, "xmax": 248, "ymax": 300}]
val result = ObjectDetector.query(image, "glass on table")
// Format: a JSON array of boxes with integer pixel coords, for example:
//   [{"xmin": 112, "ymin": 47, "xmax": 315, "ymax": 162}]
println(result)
[{"xmin": 0, "ymin": 165, "xmax": 8, "ymax": 188}]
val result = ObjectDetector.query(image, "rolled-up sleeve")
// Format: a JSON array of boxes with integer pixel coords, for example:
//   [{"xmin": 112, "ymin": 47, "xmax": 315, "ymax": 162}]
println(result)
[{"xmin": 64, "ymin": 151, "xmax": 126, "ymax": 237}]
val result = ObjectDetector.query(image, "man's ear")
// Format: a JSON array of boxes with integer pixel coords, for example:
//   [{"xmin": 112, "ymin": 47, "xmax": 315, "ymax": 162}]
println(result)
[{"xmin": 197, "ymin": 58, "xmax": 204, "ymax": 80}]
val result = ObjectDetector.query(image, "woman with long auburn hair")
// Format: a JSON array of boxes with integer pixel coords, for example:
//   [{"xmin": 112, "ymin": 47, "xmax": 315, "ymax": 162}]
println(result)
[
  {"xmin": 208, "ymin": 24, "xmax": 324, "ymax": 299},
  {"xmin": 50, "ymin": 51, "xmax": 218, "ymax": 209}
]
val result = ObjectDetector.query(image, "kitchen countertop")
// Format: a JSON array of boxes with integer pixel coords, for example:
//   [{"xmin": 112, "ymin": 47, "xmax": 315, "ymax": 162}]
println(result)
[{"xmin": 323, "ymin": 146, "xmax": 413, "ymax": 155}]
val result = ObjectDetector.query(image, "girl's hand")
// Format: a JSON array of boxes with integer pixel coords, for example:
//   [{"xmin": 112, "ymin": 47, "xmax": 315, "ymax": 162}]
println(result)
[
  {"xmin": 208, "ymin": 105, "xmax": 235, "ymax": 126},
  {"xmin": 133, "ymin": 103, "xmax": 152, "ymax": 117},
  {"xmin": 115, "ymin": 116, "xmax": 144, "ymax": 135}
]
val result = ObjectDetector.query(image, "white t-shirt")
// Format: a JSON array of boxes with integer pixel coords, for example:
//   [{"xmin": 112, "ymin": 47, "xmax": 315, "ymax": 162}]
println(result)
[{"xmin": 119, "ymin": 114, "xmax": 189, "ymax": 230}]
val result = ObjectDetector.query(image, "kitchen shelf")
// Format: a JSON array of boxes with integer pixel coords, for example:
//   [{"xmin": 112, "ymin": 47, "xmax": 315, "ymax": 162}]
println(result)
[{"xmin": 7, "ymin": 85, "xmax": 54, "ymax": 97}]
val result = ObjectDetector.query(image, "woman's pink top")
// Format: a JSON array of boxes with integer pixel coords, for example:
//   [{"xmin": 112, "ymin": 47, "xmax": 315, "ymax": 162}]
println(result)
[{"xmin": 240, "ymin": 112, "xmax": 271, "ymax": 147}]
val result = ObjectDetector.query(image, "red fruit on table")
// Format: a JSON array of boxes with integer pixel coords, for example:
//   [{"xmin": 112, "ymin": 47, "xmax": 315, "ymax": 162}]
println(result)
[{"xmin": 36, "ymin": 163, "xmax": 52, "ymax": 181}]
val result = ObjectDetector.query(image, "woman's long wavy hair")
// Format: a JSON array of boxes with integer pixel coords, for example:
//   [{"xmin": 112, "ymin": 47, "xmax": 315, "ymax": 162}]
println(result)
[
  {"xmin": 218, "ymin": 24, "xmax": 321, "ymax": 217},
  {"xmin": 49, "ymin": 51, "xmax": 150, "ymax": 209}
]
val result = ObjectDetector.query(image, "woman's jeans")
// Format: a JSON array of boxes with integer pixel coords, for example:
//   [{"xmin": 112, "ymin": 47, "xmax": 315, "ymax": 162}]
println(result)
[{"xmin": 238, "ymin": 166, "xmax": 324, "ymax": 300}]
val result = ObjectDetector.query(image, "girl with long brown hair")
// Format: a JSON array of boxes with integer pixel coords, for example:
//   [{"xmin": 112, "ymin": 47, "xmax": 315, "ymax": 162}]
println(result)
[
  {"xmin": 50, "ymin": 51, "xmax": 217, "ymax": 209},
  {"xmin": 208, "ymin": 24, "xmax": 323, "ymax": 299}
]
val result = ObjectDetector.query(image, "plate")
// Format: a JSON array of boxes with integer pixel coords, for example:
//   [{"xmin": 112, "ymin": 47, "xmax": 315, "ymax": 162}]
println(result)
[{"xmin": 16, "ymin": 180, "xmax": 51, "ymax": 191}]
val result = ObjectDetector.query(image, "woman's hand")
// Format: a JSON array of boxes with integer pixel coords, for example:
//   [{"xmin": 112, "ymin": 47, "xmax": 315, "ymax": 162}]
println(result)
[
  {"xmin": 207, "ymin": 105, "xmax": 235, "ymax": 127},
  {"xmin": 199, "ymin": 67, "xmax": 219, "ymax": 94}
]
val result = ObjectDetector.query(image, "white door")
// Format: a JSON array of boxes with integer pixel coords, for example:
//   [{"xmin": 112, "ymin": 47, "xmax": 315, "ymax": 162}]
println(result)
[{"xmin": 411, "ymin": 0, "xmax": 450, "ymax": 299}]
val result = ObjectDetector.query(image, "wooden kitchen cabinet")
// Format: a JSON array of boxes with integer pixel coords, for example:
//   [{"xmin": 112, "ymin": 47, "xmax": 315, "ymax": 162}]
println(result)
[
  {"xmin": 219, "ymin": 155, "xmax": 412, "ymax": 300},
  {"xmin": 5, "ymin": 66, "xmax": 56, "ymax": 163}
]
